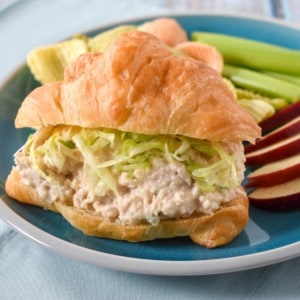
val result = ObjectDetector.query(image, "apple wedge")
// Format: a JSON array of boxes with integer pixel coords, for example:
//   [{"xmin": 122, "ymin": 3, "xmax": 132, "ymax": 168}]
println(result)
[
  {"xmin": 246, "ymin": 133, "xmax": 300, "ymax": 166},
  {"xmin": 259, "ymin": 101, "xmax": 300, "ymax": 134},
  {"xmin": 248, "ymin": 177, "xmax": 300, "ymax": 210},
  {"xmin": 245, "ymin": 116, "xmax": 300, "ymax": 154},
  {"xmin": 247, "ymin": 153, "xmax": 300, "ymax": 187}
]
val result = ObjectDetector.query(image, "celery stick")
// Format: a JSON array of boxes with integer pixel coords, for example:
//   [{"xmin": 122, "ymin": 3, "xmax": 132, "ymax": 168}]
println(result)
[
  {"xmin": 192, "ymin": 32, "xmax": 300, "ymax": 75},
  {"xmin": 263, "ymin": 71, "xmax": 300, "ymax": 85},
  {"xmin": 222, "ymin": 65, "xmax": 300, "ymax": 103}
]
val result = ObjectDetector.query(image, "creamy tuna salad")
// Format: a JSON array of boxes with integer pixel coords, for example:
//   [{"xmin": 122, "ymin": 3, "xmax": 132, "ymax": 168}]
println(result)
[{"xmin": 14, "ymin": 126, "xmax": 246, "ymax": 225}]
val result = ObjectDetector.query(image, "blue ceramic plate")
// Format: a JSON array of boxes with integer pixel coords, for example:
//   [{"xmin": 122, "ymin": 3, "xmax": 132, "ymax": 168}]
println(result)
[{"xmin": 1, "ymin": 14, "xmax": 300, "ymax": 276}]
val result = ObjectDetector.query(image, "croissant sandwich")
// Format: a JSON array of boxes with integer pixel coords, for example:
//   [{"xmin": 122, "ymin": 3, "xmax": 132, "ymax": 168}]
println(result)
[{"xmin": 5, "ymin": 31, "xmax": 260, "ymax": 248}]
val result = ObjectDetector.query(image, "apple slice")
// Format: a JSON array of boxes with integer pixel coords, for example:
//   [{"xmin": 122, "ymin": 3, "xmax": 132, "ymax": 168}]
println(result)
[
  {"xmin": 259, "ymin": 101, "xmax": 300, "ymax": 134},
  {"xmin": 247, "ymin": 153, "xmax": 300, "ymax": 187},
  {"xmin": 248, "ymin": 177, "xmax": 300, "ymax": 210},
  {"xmin": 245, "ymin": 116, "xmax": 300, "ymax": 154},
  {"xmin": 246, "ymin": 133, "xmax": 300, "ymax": 166}
]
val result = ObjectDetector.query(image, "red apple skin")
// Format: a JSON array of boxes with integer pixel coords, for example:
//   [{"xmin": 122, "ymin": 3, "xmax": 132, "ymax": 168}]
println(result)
[
  {"xmin": 248, "ymin": 177, "xmax": 300, "ymax": 210},
  {"xmin": 247, "ymin": 164, "xmax": 300, "ymax": 187},
  {"xmin": 245, "ymin": 118, "xmax": 300, "ymax": 154},
  {"xmin": 246, "ymin": 138, "xmax": 300, "ymax": 166},
  {"xmin": 259, "ymin": 101, "xmax": 300, "ymax": 134},
  {"xmin": 249, "ymin": 192, "xmax": 300, "ymax": 211}
]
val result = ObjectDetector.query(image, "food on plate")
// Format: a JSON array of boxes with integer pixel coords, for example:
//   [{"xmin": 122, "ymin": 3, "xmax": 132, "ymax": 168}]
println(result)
[
  {"xmin": 259, "ymin": 101, "xmax": 300, "ymax": 134},
  {"xmin": 192, "ymin": 31, "xmax": 300, "ymax": 123},
  {"xmin": 222, "ymin": 65, "xmax": 300, "ymax": 103},
  {"xmin": 247, "ymin": 154, "xmax": 300, "ymax": 187},
  {"xmin": 26, "ymin": 18, "xmax": 220, "ymax": 82},
  {"xmin": 236, "ymin": 88, "xmax": 288, "ymax": 111},
  {"xmin": 5, "ymin": 31, "xmax": 260, "ymax": 248},
  {"xmin": 88, "ymin": 25, "xmax": 137, "ymax": 52},
  {"xmin": 175, "ymin": 42, "xmax": 224, "ymax": 73},
  {"xmin": 248, "ymin": 177, "xmax": 300, "ymax": 210},
  {"xmin": 245, "ymin": 133, "xmax": 300, "ymax": 166},
  {"xmin": 27, "ymin": 39, "xmax": 88, "ymax": 84},
  {"xmin": 26, "ymin": 17, "xmax": 300, "ymax": 123},
  {"xmin": 223, "ymin": 80, "xmax": 281, "ymax": 123},
  {"xmin": 236, "ymin": 99, "xmax": 275, "ymax": 123},
  {"xmin": 138, "ymin": 17, "xmax": 188, "ymax": 46},
  {"xmin": 245, "ymin": 102, "xmax": 300, "ymax": 210},
  {"xmin": 245, "ymin": 116, "xmax": 300, "ymax": 153},
  {"xmin": 27, "ymin": 18, "xmax": 189, "ymax": 85},
  {"xmin": 191, "ymin": 31, "xmax": 300, "ymax": 76}
]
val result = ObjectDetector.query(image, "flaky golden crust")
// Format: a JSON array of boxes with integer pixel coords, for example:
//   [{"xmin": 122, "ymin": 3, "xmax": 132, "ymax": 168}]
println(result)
[
  {"xmin": 5, "ymin": 168, "xmax": 249, "ymax": 248},
  {"xmin": 16, "ymin": 31, "xmax": 260, "ymax": 143}
]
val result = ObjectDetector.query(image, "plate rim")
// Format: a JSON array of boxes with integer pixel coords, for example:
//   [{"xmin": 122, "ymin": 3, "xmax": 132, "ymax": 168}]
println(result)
[
  {"xmin": 1, "ymin": 12, "xmax": 300, "ymax": 276},
  {"xmin": 84, "ymin": 11, "xmax": 300, "ymax": 36},
  {"xmin": 1, "ymin": 195, "xmax": 300, "ymax": 276}
]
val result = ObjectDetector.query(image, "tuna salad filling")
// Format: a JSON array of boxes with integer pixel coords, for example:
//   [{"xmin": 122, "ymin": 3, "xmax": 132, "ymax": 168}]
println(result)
[{"xmin": 14, "ymin": 126, "xmax": 246, "ymax": 225}]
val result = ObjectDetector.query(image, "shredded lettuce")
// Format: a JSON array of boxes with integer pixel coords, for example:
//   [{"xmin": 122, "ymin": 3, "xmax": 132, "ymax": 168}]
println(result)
[{"xmin": 24, "ymin": 126, "xmax": 240, "ymax": 196}]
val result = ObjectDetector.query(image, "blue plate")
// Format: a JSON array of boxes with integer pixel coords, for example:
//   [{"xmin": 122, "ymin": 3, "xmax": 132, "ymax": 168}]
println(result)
[{"xmin": 1, "ymin": 14, "xmax": 300, "ymax": 276}]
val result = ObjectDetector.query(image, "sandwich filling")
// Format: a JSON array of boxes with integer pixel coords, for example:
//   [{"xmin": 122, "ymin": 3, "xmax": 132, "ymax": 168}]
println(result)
[{"xmin": 15, "ymin": 125, "xmax": 246, "ymax": 225}]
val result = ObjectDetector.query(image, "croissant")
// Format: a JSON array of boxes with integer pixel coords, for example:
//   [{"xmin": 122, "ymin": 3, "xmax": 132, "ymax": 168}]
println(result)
[{"xmin": 6, "ymin": 31, "xmax": 260, "ymax": 248}]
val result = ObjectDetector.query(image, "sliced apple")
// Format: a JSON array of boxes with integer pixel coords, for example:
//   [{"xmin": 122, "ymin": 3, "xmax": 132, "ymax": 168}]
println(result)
[
  {"xmin": 248, "ymin": 177, "xmax": 300, "ymax": 210},
  {"xmin": 246, "ymin": 133, "xmax": 300, "ymax": 166},
  {"xmin": 259, "ymin": 101, "xmax": 300, "ymax": 134},
  {"xmin": 245, "ymin": 116, "xmax": 300, "ymax": 154},
  {"xmin": 247, "ymin": 153, "xmax": 300, "ymax": 187}
]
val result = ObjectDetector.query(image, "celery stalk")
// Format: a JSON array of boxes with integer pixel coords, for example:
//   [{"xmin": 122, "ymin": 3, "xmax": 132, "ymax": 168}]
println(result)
[
  {"xmin": 263, "ymin": 71, "xmax": 300, "ymax": 85},
  {"xmin": 191, "ymin": 32, "xmax": 300, "ymax": 75},
  {"xmin": 222, "ymin": 65, "xmax": 300, "ymax": 103}
]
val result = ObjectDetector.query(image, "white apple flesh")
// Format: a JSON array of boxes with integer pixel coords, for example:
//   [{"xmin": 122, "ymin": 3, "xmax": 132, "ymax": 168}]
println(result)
[
  {"xmin": 248, "ymin": 177, "xmax": 300, "ymax": 210},
  {"xmin": 246, "ymin": 133, "xmax": 300, "ymax": 166},
  {"xmin": 245, "ymin": 116, "xmax": 300, "ymax": 154},
  {"xmin": 247, "ymin": 153, "xmax": 300, "ymax": 187}
]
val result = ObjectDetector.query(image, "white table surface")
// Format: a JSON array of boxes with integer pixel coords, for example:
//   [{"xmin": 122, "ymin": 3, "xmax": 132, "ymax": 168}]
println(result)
[{"xmin": 1, "ymin": 1, "xmax": 300, "ymax": 299}]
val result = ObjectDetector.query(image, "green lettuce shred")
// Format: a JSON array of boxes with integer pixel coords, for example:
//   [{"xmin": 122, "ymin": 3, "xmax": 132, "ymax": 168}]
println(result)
[{"xmin": 24, "ymin": 126, "xmax": 240, "ymax": 196}]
